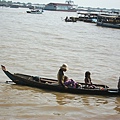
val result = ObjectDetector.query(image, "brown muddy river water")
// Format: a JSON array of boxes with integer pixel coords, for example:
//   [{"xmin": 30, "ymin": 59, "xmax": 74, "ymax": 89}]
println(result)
[{"xmin": 0, "ymin": 7, "xmax": 120, "ymax": 120}]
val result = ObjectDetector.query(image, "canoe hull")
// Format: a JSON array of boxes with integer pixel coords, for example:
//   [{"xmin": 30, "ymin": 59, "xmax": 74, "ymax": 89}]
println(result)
[{"xmin": 2, "ymin": 69, "xmax": 120, "ymax": 96}]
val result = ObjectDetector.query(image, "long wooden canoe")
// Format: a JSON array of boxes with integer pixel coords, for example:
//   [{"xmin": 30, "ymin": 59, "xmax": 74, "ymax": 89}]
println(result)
[{"xmin": 1, "ymin": 65, "xmax": 120, "ymax": 96}]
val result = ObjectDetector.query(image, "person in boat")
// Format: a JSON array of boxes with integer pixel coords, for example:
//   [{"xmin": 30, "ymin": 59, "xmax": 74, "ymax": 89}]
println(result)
[
  {"xmin": 84, "ymin": 71, "xmax": 95, "ymax": 88},
  {"xmin": 57, "ymin": 63, "xmax": 68, "ymax": 87},
  {"xmin": 64, "ymin": 76, "xmax": 81, "ymax": 88},
  {"xmin": 65, "ymin": 16, "xmax": 68, "ymax": 22},
  {"xmin": 117, "ymin": 77, "xmax": 120, "ymax": 91}
]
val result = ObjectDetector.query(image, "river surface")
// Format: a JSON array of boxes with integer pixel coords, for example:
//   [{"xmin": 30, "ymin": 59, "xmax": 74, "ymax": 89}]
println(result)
[{"xmin": 0, "ymin": 7, "xmax": 120, "ymax": 120}]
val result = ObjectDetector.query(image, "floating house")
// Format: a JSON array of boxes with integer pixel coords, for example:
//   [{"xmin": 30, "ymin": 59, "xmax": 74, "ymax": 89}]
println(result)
[
  {"xmin": 44, "ymin": 0, "xmax": 77, "ymax": 12},
  {"xmin": 10, "ymin": 4, "xmax": 19, "ymax": 8}
]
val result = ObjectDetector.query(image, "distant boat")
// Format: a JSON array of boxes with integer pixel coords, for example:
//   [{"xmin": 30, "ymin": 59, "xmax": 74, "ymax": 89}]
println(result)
[
  {"xmin": 65, "ymin": 16, "xmax": 77, "ymax": 22},
  {"xmin": 10, "ymin": 4, "xmax": 19, "ymax": 8},
  {"xmin": 77, "ymin": 12, "xmax": 98, "ymax": 23},
  {"xmin": 97, "ymin": 14, "xmax": 120, "ymax": 29},
  {"xmin": 44, "ymin": 0, "xmax": 78, "ymax": 12},
  {"xmin": 26, "ymin": 9, "xmax": 43, "ymax": 14}
]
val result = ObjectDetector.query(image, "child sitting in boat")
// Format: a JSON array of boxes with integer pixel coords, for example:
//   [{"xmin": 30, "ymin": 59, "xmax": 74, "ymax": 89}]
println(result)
[
  {"xmin": 84, "ymin": 71, "xmax": 95, "ymax": 89},
  {"xmin": 64, "ymin": 76, "xmax": 81, "ymax": 88}
]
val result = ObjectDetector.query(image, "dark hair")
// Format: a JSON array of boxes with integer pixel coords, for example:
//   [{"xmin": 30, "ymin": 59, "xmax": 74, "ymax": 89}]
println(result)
[
  {"xmin": 64, "ymin": 76, "xmax": 68, "ymax": 81},
  {"xmin": 85, "ymin": 71, "xmax": 91, "ymax": 77}
]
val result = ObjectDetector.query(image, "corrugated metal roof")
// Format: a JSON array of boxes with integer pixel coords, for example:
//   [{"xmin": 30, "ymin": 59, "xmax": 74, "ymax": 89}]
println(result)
[{"xmin": 47, "ymin": 3, "xmax": 72, "ymax": 6}]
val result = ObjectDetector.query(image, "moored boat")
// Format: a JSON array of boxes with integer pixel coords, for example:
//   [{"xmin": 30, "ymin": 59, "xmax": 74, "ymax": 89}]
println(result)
[
  {"xmin": 26, "ymin": 9, "xmax": 43, "ymax": 14},
  {"xmin": 1, "ymin": 65, "xmax": 120, "ymax": 96},
  {"xmin": 97, "ymin": 14, "xmax": 120, "ymax": 29},
  {"xmin": 77, "ymin": 12, "xmax": 98, "ymax": 23}
]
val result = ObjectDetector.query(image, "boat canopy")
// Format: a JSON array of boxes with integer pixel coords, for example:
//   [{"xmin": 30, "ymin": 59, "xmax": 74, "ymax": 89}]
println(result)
[
  {"xmin": 97, "ymin": 14, "xmax": 120, "ymax": 24},
  {"xmin": 98, "ymin": 14, "xmax": 120, "ymax": 19}
]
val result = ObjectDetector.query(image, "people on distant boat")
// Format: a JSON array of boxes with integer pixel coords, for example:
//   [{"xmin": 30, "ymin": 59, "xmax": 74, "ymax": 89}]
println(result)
[
  {"xmin": 65, "ymin": 16, "xmax": 77, "ymax": 22},
  {"xmin": 70, "ymin": 17, "xmax": 76, "ymax": 22},
  {"xmin": 84, "ymin": 71, "xmax": 95, "ymax": 88},
  {"xmin": 57, "ymin": 63, "xmax": 68, "ymax": 87},
  {"xmin": 117, "ymin": 77, "xmax": 120, "ymax": 91},
  {"xmin": 65, "ymin": 16, "xmax": 68, "ymax": 22},
  {"xmin": 64, "ymin": 76, "xmax": 81, "ymax": 88}
]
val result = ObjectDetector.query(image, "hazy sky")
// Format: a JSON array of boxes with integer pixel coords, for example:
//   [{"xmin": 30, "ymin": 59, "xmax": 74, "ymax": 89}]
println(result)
[{"xmin": 12, "ymin": 0, "xmax": 120, "ymax": 9}]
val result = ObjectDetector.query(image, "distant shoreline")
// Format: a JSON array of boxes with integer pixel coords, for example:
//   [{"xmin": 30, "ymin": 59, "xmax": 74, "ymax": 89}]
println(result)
[{"xmin": 0, "ymin": 0, "xmax": 120, "ymax": 13}]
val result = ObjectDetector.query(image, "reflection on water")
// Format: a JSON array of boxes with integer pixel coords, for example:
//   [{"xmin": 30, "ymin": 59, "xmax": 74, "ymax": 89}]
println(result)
[
  {"xmin": 81, "ymin": 96, "xmax": 109, "ymax": 106},
  {"xmin": 53, "ymin": 91, "xmax": 109, "ymax": 106},
  {"xmin": 114, "ymin": 97, "xmax": 120, "ymax": 114},
  {"xmin": 0, "ymin": 82, "xmax": 120, "ymax": 119},
  {"xmin": 53, "ymin": 92, "xmax": 76, "ymax": 105}
]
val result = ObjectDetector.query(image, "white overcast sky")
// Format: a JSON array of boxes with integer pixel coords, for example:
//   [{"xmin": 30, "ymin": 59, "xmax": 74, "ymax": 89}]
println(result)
[{"xmin": 12, "ymin": 0, "xmax": 120, "ymax": 9}]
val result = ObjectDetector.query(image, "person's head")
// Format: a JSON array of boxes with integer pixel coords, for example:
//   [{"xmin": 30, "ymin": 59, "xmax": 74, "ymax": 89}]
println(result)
[
  {"xmin": 64, "ymin": 76, "xmax": 68, "ymax": 82},
  {"xmin": 85, "ymin": 71, "xmax": 91, "ymax": 78},
  {"xmin": 60, "ymin": 63, "xmax": 68, "ymax": 71}
]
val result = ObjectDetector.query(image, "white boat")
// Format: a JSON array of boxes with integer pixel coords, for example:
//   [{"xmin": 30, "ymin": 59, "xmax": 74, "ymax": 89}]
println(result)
[{"xmin": 26, "ymin": 9, "xmax": 43, "ymax": 14}]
